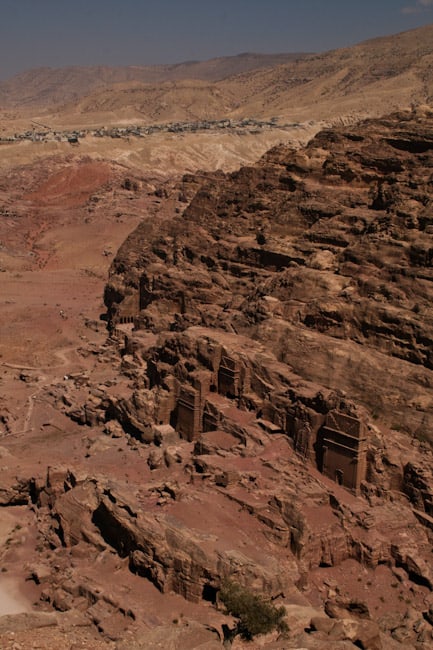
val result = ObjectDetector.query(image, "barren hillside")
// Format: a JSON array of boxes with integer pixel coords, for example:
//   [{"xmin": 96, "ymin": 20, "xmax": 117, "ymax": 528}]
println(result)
[
  {"xmin": 74, "ymin": 23, "xmax": 433, "ymax": 124},
  {"xmin": 1, "ymin": 24, "xmax": 432, "ymax": 128},
  {"xmin": 0, "ymin": 53, "xmax": 309, "ymax": 109}
]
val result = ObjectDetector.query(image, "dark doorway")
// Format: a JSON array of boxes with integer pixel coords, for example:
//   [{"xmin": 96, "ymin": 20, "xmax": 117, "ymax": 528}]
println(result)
[{"xmin": 202, "ymin": 584, "xmax": 217, "ymax": 604}]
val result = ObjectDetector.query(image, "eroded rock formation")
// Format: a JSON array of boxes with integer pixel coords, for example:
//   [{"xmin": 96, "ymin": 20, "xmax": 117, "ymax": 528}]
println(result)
[
  {"xmin": 5, "ymin": 109, "xmax": 433, "ymax": 649},
  {"xmin": 66, "ymin": 108, "xmax": 433, "ymax": 647},
  {"xmin": 105, "ymin": 108, "xmax": 433, "ymax": 438}
]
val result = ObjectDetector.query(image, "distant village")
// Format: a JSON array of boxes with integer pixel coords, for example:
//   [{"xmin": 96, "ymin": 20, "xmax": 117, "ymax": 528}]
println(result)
[{"xmin": 0, "ymin": 117, "xmax": 300, "ymax": 145}]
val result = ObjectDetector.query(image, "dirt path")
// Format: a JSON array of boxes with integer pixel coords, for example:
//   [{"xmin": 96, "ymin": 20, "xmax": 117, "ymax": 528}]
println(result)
[
  {"xmin": 22, "ymin": 391, "xmax": 37, "ymax": 433},
  {"xmin": 52, "ymin": 346, "xmax": 81, "ymax": 368},
  {"xmin": 1, "ymin": 363, "xmax": 41, "ymax": 372},
  {"xmin": 1, "ymin": 344, "xmax": 89, "ymax": 435},
  {"xmin": 1, "ymin": 345, "xmax": 82, "ymax": 373}
]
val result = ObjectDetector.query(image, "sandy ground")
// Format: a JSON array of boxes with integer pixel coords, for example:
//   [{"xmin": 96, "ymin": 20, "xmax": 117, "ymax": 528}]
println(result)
[
  {"xmin": 0, "ymin": 580, "xmax": 32, "ymax": 616},
  {"xmin": 0, "ymin": 147, "xmax": 150, "ymax": 621},
  {"xmin": 0, "ymin": 506, "xmax": 39, "ymax": 616}
]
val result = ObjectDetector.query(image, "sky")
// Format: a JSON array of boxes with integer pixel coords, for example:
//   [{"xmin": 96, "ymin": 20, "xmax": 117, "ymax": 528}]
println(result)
[{"xmin": 0, "ymin": 0, "xmax": 433, "ymax": 79}]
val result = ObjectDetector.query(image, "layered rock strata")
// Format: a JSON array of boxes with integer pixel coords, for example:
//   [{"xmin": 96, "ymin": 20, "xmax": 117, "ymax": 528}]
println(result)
[{"xmin": 105, "ymin": 108, "xmax": 433, "ymax": 439}]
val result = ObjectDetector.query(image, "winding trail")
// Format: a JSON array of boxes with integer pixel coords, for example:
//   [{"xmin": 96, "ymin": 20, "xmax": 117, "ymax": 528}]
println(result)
[
  {"xmin": 22, "ymin": 391, "xmax": 37, "ymax": 433},
  {"xmin": 1, "ymin": 362, "xmax": 41, "ymax": 371},
  {"xmin": 1, "ymin": 345, "xmax": 81, "ymax": 373},
  {"xmin": 1, "ymin": 345, "xmax": 88, "ymax": 435}
]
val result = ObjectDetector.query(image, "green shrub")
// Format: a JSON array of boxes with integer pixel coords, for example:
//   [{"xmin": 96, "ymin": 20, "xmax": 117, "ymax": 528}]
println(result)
[{"xmin": 219, "ymin": 580, "xmax": 287, "ymax": 644}]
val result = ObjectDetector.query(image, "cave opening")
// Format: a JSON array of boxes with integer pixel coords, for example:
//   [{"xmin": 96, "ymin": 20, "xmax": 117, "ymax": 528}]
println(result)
[{"xmin": 202, "ymin": 583, "xmax": 218, "ymax": 604}]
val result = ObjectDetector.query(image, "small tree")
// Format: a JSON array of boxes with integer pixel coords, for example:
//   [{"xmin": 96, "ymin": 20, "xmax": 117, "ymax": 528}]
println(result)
[{"xmin": 219, "ymin": 580, "xmax": 287, "ymax": 647}]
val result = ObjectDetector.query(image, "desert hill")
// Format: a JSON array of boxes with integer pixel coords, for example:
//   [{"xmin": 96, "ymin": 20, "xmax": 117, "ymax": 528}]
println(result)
[
  {"xmin": 1, "ymin": 24, "xmax": 432, "ymax": 183},
  {"xmin": 1, "ymin": 24, "xmax": 432, "ymax": 182},
  {"xmin": 76, "ymin": 22, "xmax": 433, "ymax": 124},
  {"xmin": 1, "ymin": 24, "xmax": 432, "ymax": 129},
  {"xmin": 0, "ymin": 52, "xmax": 308, "ymax": 109}
]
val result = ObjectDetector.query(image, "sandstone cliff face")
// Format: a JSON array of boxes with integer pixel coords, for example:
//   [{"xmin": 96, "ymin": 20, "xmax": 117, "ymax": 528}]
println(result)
[
  {"xmin": 68, "ymin": 108, "xmax": 433, "ymax": 648},
  {"xmin": 105, "ymin": 108, "xmax": 433, "ymax": 439}
]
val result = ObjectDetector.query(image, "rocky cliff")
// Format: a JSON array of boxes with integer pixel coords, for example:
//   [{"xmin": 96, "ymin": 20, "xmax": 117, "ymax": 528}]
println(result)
[
  {"xmin": 106, "ymin": 107, "xmax": 433, "ymax": 439},
  {"xmin": 68, "ymin": 107, "xmax": 433, "ymax": 647}
]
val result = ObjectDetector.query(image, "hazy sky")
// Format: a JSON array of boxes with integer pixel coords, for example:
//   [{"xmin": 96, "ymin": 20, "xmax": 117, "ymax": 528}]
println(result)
[{"xmin": 1, "ymin": 0, "xmax": 433, "ymax": 79}]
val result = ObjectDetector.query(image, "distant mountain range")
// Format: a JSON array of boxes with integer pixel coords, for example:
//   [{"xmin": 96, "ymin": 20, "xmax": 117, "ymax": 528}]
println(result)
[
  {"xmin": 1, "ymin": 23, "xmax": 432, "ymax": 125},
  {"xmin": 0, "ymin": 53, "xmax": 309, "ymax": 108}
]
